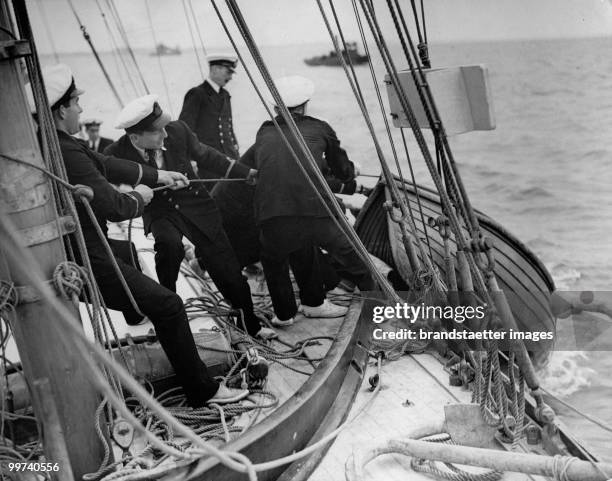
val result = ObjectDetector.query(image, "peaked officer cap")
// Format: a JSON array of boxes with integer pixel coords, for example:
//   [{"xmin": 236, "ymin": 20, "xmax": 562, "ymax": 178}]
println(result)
[{"xmin": 115, "ymin": 94, "xmax": 171, "ymax": 132}]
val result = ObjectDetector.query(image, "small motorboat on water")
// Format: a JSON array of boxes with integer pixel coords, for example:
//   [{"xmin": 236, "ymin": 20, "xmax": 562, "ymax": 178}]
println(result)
[
  {"xmin": 150, "ymin": 43, "xmax": 181, "ymax": 56},
  {"xmin": 304, "ymin": 42, "xmax": 368, "ymax": 66}
]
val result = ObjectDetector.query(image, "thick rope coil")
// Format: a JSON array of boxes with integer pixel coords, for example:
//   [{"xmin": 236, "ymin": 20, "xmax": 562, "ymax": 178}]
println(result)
[
  {"xmin": 53, "ymin": 262, "xmax": 86, "ymax": 301},
  {"xmin": 0, "ymin": 281, "xmax": 17, "ymax": 312},
  {"xmin": 410, "ymin": 433, "xmax": 502, "ymax": 481}
]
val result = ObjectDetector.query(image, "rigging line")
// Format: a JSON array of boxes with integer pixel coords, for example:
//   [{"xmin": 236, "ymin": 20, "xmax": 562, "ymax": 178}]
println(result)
[
  {"xmin": 14, "ymin": 0, "xmax": 125, "ymax": 393},
  {"xmin": 94, "ymin": 0, "xmax": 140, "ymax": 98},
  {"xmin": 182, "ymin": 0, "xmax": 205, "ymax": 78},
  {"xmin": 351, "ymin": 0, "xmax": 428, "ymax": 233},
  {"xmin": 188, "ymin": 0, "xmax": 209, "ymax": 58},
  {"xmin": 399, "ymin": 128, "xmax": 434, "ymax": 260},
  {"xmin": 349, "ymin": 0, "xmax": 436, "ymax": 272},
  {"xmin": 326, "ymin": 0, "xmax": 361, "ymax": 100},
  {"xmin": 0, "ymin": 217, "xmax": 259, "ymax": 481},
  {"xmin": 409, "ymin": 0, "xmax": 423, "ymax": 45},
  {"xmin": 357, "ymin": 0, "xmax": 490, "ymax": 301},
  {"xmin": 143, "ymin": 0, "xmax": 174, "ymax": 116},
  {"xmin": 105, "ymin": 0, "xmax": 150, "ymax": 94},
  {"xmin": 540, "ymin": 387, "xmax": 612, "ymax": 434},
  {"xmin": 321, "ymin": 0, "xmax": 431, "ymax": 273},
  {"xmin": 395, "ymin": 18, "xmax": 480, "ymax": 239},
  {"xmin": 37, "ymin": 0, "xmax": 59, "ymax": 63},
  {"xmin": 212, "ymin": 0, "xmax": 400, "ymax": 304},
  {"xmin": 394, "ymin": 0, "xmax": 426, "ymax": 68},
  {"xmin": 225, "ymin": 0, "xmax": 404, "ymax": 303},
  {"xmin": 65, "ymin": 0, "xmax": 124, "ymax": 108},
  {"xmin": 387, "ymin": 0, "xmax": 417, "ymax": 77},
  {"xmin": 421, "ymin": 0, "xmax": 427, "ymax": 45},
  {"xmin": 358, "ymin": 0, "xmax": 469, "ymax": 255}
]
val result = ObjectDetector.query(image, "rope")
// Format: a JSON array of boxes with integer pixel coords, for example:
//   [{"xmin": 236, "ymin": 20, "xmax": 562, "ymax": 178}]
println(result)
[
  {"xmin": 104, "ymin": 0, "xmax": 149, "ymax": 94},
  {"xmin": 0, "ymin": 281, "xmax": 17, "ymax": 313},
  {"xmin": 182, "ymin": 0, "xmax": 205, "ymax": 78},
  {"xmin": 0, "ymin": 214, "xmax": 260, "ymax": 479},
  {"xmin": 0, "ymin": 153, "xmax": 78, "ymax": 192},
  {"xmin": 188, "ymin": 0, "xmax": 209, "ymax": 58},
  {"xmin": 1, "ymin": 152, "xmax": 145, "ymax": 317},
  {"xmin": 14, "ymin": 0, "xmax": 127, "ymax": 398},
  {"xmin": 143, "ymin": 0, "xmax": 174, "ymax": 116},
  {"xmin": 82, "ymin": 399, "xmax": 114, "ymax": 481},
  {"xmin": 326, "ymin": 0, "xmax": 438, "ymax": 274},
  {"xmin": 53, "ymin": 262, "xmax": 86, "ymax": 301},
  {"xmin": 65, "ymin": 0, "xmax": 124, "ymax": 107},
  {"xmin": 37, "ymin": 0, "xmax": 59, "ymax": 63},
  {"xmin": 323, "ymin": 0, "xmax": 431, "ymax": 268},
  {"xmin": 216, "ymin": 0, "xmax": 401, "ymax": 304},
  {"xmin": 94, "ymin": 0, "xmax": 141, "ymax": 98},
  {"xmin": 411, "ymin": 433, "xmax": 502, "ymax": 481},
  {"xmin": 541, "ymin": 388, "xmax": 612, "ymax": 434},
  {"xmin": 151, "ymin": 177, "xmax": 245, "ymax": 192}
]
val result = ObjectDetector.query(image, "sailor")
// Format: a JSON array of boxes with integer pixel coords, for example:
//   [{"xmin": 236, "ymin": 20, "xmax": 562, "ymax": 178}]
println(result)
[
  {"xmin": 34, "ymin": 64, "xmax": 248, "ymax": 406},
  {"xmin": 212, "ymin": 150, "xmax": 365, "ymax": 285},
  {"xmin": 83, "ymin": 118, "xmax": 113, "ymax": 152},
  {"xmin": 245, "ymin": 75, "xmax": 375, "ymax": 325},
  {"xmin": 104, "ymin": 94, "xmax": 275, "ymax": 340},
  {"xmin": 178, "ymin": 53, "xmax": 240, "ymax": 169}
]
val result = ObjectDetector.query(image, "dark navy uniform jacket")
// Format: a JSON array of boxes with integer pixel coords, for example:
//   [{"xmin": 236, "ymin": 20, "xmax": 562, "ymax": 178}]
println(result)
[
  {"xmin": 90, "ymin": 137, "xmax": 113, "ymax": 153},
  {"xmin": 243, "ymin": 114, "xmax": 355, "ymax": 224},
  {"xmin": 104, "ymin": 120, "xmax": 250, "ymax": 240},
  {"xmin": 58, "ymin": 130, "xmax": 158, "ymax": 251},
  {"xmin": 178, "ymin": 81, "xmax": 239, "ymax": 161}
]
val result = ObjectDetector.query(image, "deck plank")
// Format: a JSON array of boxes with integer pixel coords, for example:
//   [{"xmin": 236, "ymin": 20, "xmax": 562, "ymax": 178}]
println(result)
[{"xmin": 309, "ymin": 353, "xmax": 537, "ymax": 481}]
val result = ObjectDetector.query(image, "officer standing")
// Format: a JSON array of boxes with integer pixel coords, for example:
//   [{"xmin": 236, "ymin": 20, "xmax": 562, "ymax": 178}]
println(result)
[
  {"xmin": 105, "ymin": 95, "xmax": 275, "ymax": 340},
  {"xmin": 34, "ymin": 64, "xmax": 248, "ymax": 406},
  {"xmin": 83, "ymin": 118, "xmax": 113, "ymax": 152},
  {"xmin": 179, "ymin": 53, "xmax": 240, "ymax": 165},
  {"xmin": 246, "ymin": 76, "xmax": 375, "ymax": 326}
]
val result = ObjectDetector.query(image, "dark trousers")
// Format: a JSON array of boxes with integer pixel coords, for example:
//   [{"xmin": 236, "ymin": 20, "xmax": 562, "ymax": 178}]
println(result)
[
  {"xmin": 88, "ymin": 244, "xmax": 218, "ymax": 406},
  {"xmin": 219, "ymin": 208, "xmax": 341, "ymax": 291},
  {"xmin": 219, "ymin": 212, "xmax": 261, "ymax": 269},
  {"xmin": 150, "ymin": 217, "xmax": 260, "ymax": 336},
  {"xmin": 107, "ymin": 239, "xmax": 145, "ymax": 325},
  {"xmin": 260, "ymin": 216, "xmax": 374, "ymax": 320}
]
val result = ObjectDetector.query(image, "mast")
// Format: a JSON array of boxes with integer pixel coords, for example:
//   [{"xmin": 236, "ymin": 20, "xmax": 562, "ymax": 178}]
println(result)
[{"xmin": 0, "ymin": 0, "xmax": 106, "ymax": 477}]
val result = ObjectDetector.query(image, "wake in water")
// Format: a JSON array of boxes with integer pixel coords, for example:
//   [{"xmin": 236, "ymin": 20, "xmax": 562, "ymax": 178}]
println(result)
[{"xmin": 539, "ymin": 351, "xmax": 595, "ymax": 397}]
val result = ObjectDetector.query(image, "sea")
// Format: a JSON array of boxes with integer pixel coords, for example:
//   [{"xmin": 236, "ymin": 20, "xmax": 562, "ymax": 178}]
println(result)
[{"xmin": 40, "ymin": 37, "xmax": 612, "ymax": 460}]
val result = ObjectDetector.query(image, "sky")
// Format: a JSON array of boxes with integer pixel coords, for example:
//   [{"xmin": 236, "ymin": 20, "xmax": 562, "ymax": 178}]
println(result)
[{"xmin": 24, "ymin": 0, "xmax": 612, "ymax": 55}]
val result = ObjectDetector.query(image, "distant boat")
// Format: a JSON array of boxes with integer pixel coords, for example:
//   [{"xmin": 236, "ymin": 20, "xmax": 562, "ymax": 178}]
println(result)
[
  {"xmin": 150, "ymin": 43, "xmax": 181, "ymax": 56},
  {"xmin": 304, "ymin": 41, "xmax": 368, "ymax": 66}
]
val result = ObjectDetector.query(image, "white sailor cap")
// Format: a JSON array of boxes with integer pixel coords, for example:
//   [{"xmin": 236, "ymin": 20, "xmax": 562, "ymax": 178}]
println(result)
[
  {"xmin": 207, "ymin": 53, "xmax": 238, "ymax": 72},
  {"xmin": 114, "ymin": 94, "xmax": 171, "ymax": 132},
  {"xmin": 26, "ymin": 63, "xmax": 85, "ymax": 113},
  {"xmin": 271, "ymin": 76, "xmax": 315, "ymax": 109}
]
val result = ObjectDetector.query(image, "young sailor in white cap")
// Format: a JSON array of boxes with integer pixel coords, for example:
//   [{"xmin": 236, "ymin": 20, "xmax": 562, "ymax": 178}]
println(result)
[
  {"xmin": 105, "ymin": 94, "xmax": 276, "ymax": 341},
  {"xmin": 82, "ymin": 118, "xmax": 113, "ymax": 153},
  {"xmin": 34, "ymin": 64, "xmax": 249, "ymax": 406},
  {"xmin": 179, "ymin": 53, "xmax": 240, "ymax": 163},
  {"xmin": 243, "ymin": 75, "xmax": 374, "ymax": 326}
]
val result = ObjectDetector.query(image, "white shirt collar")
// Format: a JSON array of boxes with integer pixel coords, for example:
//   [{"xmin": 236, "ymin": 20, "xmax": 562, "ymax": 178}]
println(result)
[
  {"xmin": 206, "ymin": 78, "xmax": 222, "ymax": 93},
  {"xmin": 130, "ymin": 139, "xmax": 166, "ymax": 168}
]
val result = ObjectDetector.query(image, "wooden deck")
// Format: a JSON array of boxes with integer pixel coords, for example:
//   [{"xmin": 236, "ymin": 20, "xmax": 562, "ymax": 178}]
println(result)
[{"xmin": 309, "ymin": 351, "xmax": 552, "ymax": 481}]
